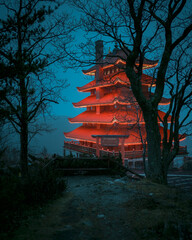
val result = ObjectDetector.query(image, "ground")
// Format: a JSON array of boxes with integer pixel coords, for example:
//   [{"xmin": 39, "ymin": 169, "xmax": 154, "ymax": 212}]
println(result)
[{"xmin": 11, "ymin": 175, "xmax": 192, "ymax": 240}]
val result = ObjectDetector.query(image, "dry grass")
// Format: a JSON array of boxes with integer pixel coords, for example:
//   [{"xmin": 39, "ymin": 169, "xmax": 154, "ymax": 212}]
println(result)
[
  {"xmin": 11, "ymin": 192, "xmax": 73, "ymax": 240},
  {"xmin": 10, "ymin": 178, "xmax": 192, "ymax": 240},
  {"xmin": 124, "ymin": 180, "xmax": 192, "ymax": 239}
]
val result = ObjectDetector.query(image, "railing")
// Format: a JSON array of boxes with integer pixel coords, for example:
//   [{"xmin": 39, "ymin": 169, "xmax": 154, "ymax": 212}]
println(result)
[
  {"xmin": 178, "ymin": 146, "xmax": 188, "ymax": 155},
  {"xmin": 64, "ymin": 141, "xmax": 96, "ymax": 155},
  {"xmin": 64, "ymin": 141, "xmax": 144, "ymax": 158},
  {"xmin": 64, "ymin": 141, "xmax": 188, "ymax": 158}
]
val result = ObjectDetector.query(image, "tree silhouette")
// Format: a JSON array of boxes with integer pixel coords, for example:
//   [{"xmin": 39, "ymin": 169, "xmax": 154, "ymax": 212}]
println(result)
[
  {"xmin": 71, "ymin": 0, "xmax": 192, "ymax": 184},
  {"xmin": 0, "ymin": 0, "xmax": 72, "ymax": 177}
]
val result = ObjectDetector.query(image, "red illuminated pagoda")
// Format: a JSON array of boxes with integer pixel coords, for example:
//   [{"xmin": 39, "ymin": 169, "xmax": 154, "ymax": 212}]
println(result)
[{"xmin": 64, "ymin": 41, "xmax": 187, "ymax": 167}]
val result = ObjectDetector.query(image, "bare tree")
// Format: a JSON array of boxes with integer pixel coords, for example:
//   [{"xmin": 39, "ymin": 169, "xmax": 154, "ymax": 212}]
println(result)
[
  {"xmin": 71, "ymin": 0, "xmax": 192, "ymax": 184},
  {"xmin": 0, "ymin": 0, "xmax": 73, "ymax": 177},
  {"xmin": 160, "ymin": 45, "xmax": 192, "ymax": 182}
]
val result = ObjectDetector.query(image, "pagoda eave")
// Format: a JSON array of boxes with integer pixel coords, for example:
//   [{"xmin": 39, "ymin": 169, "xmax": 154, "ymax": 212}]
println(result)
[
  {"xmin": 82, "ymin": 60, "xmax": 158, "ymax": 76},
  {"xmin": 64, "ymin": 125, "xmax": 185, "ymax": 145},
  {"xmin": 73, "ymin": 101, "xmax": 131, "ymax": 108},
  {"xmin": 68, "ymin": 110, "xmax": 171, "ymax": 124},
  {"xmin": 78, "ymin": 73, "xmax": 157, "ymax": 92},
  {"xmin": 73, "ymin": 97, "xmax": 170, "ymax": 108},
  {"xmin": 77, "ymin": 79, "xmax": 129, "ymax": 92}
]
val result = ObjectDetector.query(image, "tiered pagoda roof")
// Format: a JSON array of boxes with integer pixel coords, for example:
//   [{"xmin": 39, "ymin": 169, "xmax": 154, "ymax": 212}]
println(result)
[
  {"xmin": 64, "ymin": 42, "xmax": 183, "ymax": 158},
  {"xmin": 77, "ymin": 73, "xmax": 156, "ymax": 92},
  {"xmin": 82, "ymin": 48, "xmax": 158, "ymax": 75},
  {"xmin": 73, "ymin": 92, "xmax": 170, "ymax": 108},
  {"xmin": 65, "ymin": 125, "xmax": 186, "ymax": 144},
  {"xmin": 68, "ymin": 110, "xmax": 172, "ymax": 124}
]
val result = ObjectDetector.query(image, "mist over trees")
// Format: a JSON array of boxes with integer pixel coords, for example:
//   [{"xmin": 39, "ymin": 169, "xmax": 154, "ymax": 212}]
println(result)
[
  {"xmin": 0, "ymin": 0, "xmax": 73, "ymax": 177},
  {"xmin": 70, "ymin": 0, "xmax": 192, "ymax": 184}
]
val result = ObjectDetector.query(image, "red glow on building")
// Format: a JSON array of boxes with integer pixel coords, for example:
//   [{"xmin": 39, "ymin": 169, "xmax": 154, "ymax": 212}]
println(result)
[{"xmin": 64, "ymin": 41, "xmax": 187, "ymax": 165}]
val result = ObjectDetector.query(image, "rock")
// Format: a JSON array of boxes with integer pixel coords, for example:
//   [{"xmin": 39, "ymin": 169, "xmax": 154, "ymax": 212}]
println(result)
[
  {"xmin": 120, "ymin": 176, "xmax": 129, "ymax": 181},
  {"xmin": 107, "ymin": 180, "xmax": 114, "ymax": 185},
  {"xmin": 114, "ymin": 179, "xmax": 126, "ymax": 184},
  {"xmin": 141, "ymin": 209, "xmax": 149, "ymax": 215},
  {"xmin": 92, "ymin": 207, "xmax": 97, "ymax": 212},
  {"xmin": 64, "ymin": 225, "xmax": 73, "ymax": 230},
  {"xmin": 82, "ymin": 219, "xmax": 93, "ymax": 227}
]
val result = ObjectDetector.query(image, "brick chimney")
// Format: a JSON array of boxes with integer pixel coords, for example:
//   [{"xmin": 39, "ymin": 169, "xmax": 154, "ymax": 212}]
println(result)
[{"xmin": 95, "ymin": 40, "xmax": 103, "ymax": 83}]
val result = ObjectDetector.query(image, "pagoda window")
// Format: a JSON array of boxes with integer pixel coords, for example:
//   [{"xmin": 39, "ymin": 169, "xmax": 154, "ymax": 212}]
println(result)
[
  {"xmin": 96, "ymin": 106, "xmax": 100, "ymax": 114},
  {"xmin": 96, "ymin": 88, "xmax": 100, "ymax": 99},
  {"xmin": 91, "ymin": 106, "xmax": 96, "ymax": 111},
  {"xmin": 91, "ymin": 89, "xmax": 96, "ymax": 95},
  {"xmin": 102, "ymin": 88, "xmax": 107, "ymax": 95}
]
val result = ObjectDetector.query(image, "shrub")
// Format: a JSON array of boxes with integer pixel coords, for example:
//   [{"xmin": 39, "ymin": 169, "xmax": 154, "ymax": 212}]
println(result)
[
  {"xmin": 23, "ymin": 167, "xmax": 66, "ymax": 205},
  {"xmin": 183, "ymin": 160, "xmax": 192, "ymax": 170},
  {"xmin": 0, "ymin": 164, "xmax": 67, "ymax": 236},
  {"xmin": 51, "ymin": 155, "xmax": 126, "ymax": 176},
  {"xmin": 0, "ymin": 175, "xmax": 25, "ymax": 233}
]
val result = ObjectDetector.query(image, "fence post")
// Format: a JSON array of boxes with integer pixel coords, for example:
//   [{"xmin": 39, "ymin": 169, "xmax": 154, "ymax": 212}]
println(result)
[{"xmin": 96, "ymin": 137, "xmax": 100, "ymax": 157}]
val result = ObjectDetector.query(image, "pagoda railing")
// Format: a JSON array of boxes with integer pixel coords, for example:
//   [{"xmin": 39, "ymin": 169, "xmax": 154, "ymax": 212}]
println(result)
[
  {"xmin": 64, "ymin": 141, "xmax": 96, "ymax": 155},
  {"xmin": 177, "ymin": 146, "xmax": 188, "ymax": 155},
  {"xmin": 64, "ymin": 141, "xmax": 188, "ymax": 158},
  {"xmin": 64, "ymin": 141, "xmax": 145, "ymax": 158}
]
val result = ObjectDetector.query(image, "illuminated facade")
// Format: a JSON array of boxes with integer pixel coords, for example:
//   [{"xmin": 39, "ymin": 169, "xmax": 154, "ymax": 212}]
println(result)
[{"xmin": 64, "ymin": 41, "xmax": 187, "ymax": 166}]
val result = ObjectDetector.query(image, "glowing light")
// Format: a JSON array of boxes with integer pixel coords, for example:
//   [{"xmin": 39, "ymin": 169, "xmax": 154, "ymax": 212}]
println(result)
[{"xmin": 64, "ymin": 46, "xmax": 185, "ymax": 158}]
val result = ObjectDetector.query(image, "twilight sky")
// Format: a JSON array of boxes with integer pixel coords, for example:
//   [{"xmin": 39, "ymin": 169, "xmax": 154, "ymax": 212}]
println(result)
[{"xmin": 52, "ymin": 67, "xmax": 89, "ymax": 117}]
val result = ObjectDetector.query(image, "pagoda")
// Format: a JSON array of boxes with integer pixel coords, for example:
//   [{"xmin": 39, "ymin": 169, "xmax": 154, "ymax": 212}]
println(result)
[{"xmin": 64, "ymin": 40, "xmax": 187, "ymax": 167}]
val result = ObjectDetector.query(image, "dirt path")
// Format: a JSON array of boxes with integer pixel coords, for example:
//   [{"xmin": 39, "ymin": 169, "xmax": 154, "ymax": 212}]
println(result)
[
  {"xmin": 12, "ymin": 175, "xmax": 137, "ymax": 240},
  {"xmin": 12, "ymin": 175, "xmax": 192, "ymax": 240}
]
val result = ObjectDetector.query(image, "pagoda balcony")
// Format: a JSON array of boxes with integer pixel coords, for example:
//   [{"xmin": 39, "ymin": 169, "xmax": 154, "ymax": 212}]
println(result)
[
  {"xmin": 64, "ymin": 141, "xmax": 188, "ymax": 158},
  {"xmin": 64, "ymin": 141, "xmax": 145, "ymax": 159},
  {"xmin": 64, "ymin": 141, "xmax": 97, "ymax": 155}
]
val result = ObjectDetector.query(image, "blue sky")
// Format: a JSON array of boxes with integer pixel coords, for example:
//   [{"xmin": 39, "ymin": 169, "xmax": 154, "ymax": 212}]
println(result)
[{"xmin": 52, "ymin": 68, "xmax": 89, "ymax": 117}]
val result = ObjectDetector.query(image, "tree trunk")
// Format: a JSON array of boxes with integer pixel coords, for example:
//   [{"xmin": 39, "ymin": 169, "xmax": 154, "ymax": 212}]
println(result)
[
  {"xmin": 20, "ymin": 76, "xmax": 28, "ymax": 177},
  {"xmin": 161, "ymin": 143, "xmax": 179, "ymax": 185},
  {"xmin": 143, "ymin": 110, "xmax": 167, "ymax": 184},
  {"xmin": 20, "ymin": 121, "xmax": 28, "ymax": 177}
]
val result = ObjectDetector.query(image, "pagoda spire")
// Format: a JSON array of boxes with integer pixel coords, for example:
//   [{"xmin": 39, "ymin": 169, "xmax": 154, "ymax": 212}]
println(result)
[{"xmin": 95, "ymin": 40, "xmax": 103, "ymax": 83}]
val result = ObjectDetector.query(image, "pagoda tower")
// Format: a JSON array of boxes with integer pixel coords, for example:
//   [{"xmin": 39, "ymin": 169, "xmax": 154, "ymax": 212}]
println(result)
[{"xmin": 64, "ymin": 40, "xmax": 187, "ymax": 167}]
